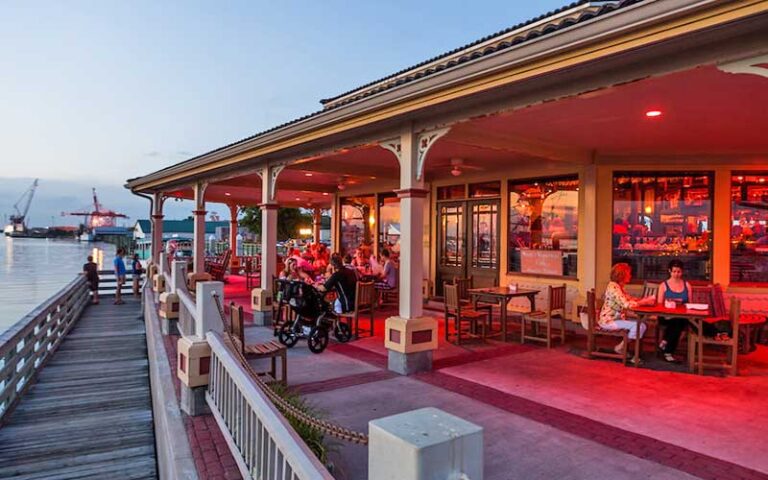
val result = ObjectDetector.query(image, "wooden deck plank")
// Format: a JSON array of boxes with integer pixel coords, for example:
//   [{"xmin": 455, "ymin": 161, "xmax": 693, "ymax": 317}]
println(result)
[{"xmin": 0, "ymin": 297, "xmax": 158, "ymax": 479}]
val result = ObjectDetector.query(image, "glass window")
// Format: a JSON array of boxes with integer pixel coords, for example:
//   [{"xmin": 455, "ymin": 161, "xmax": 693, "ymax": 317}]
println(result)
[
  {"xmin": 469, "ymin": 181, "xmax": 500, "ymax": 198},
  {"xmin": 439, "ymin": 204, "xmax": 464, "ymax": 267},
  {"xmin": 438, "ymin": 184, "xmax": 466, "ymax": 200},
  {"xmin": 378, "ymin": 194, "xmax": 400, "ymax": 262},
  {"xmin": 731, "ymin": 172, "xmax": 768, "ymax": 284},
  {"xmin": 340, "ymin": 195, "xmax": 375, "ymax": 257},
  {"xmin": 509, "ymin": 176, "xmax": 579, "ymax": 277},
  {"xmin": 612, "ymin": 172, "xmax": 712, "ymax": 282},
  {"xmin": 471, "ymin": 202, "xmax": 498, "ymax": 268}
]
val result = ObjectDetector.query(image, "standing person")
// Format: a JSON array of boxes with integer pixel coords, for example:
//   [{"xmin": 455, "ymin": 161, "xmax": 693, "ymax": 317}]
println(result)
[
  {"xmin": 599, "ymin": 263, "xmax": 655, "ymax": 362},
  {"xmin": 131, "ymin": 253, "xmax": 144, "ymax": 296},
  {"xmin": 114, "ymin": 248, "xmax": 127, "ymax": 305},
  {"xmin": 82, "ymin": 255, "xmax": 100, "ymax": 305}
]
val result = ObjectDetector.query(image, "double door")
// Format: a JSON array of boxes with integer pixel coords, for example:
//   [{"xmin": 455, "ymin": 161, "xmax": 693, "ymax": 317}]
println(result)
[{"xmin": 436, "ymin": 199, "xmax": 500, "ymax": 295}]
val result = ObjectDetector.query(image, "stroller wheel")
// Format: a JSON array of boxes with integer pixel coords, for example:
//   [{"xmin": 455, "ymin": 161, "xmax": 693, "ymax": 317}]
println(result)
[
  {"xmin": 334, "ymin": 322, "xmax": 352, "ymax": 343},
  {"xmin": 278, "ymin": 322, "xmax": 299, "ymax": 348},
  {"xmin": 307, "ymin": 326, "xmax": 329, "ymax": 354}
]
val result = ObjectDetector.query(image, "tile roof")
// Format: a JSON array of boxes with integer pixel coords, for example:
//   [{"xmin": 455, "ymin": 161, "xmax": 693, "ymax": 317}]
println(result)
[
  {"xmin": 131, "ymin": 0, "xmax": 644, "ymax": 185},
  {"xmin": 135, "ymin": 219, "xmax": 230, "ymax": 235}
]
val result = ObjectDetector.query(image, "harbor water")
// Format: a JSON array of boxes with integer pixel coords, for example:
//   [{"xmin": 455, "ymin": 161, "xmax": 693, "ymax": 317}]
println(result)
[{"xmin": 0, "ymin": 236, "xmax": 118, "ymax": 335}]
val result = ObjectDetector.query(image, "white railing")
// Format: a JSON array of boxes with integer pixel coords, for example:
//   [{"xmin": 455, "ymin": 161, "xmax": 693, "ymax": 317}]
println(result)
[
  {"xmin": 0, "ymin": 275, "xmax": 89, "ymax": 420},
  {"xmin": 206, "ymin": 331, "xmax": 333, "ymax": 480},
  {"xmin": 178, "ymin": 289, "xmax": 197, "ymax": 337}
]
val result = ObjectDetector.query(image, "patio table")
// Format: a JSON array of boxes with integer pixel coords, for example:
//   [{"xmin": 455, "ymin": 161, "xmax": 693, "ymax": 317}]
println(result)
[
  {"xmin": 630, "ymin": 304, "xmax": 717, "ymax": 371},
  {"xmin": 468, "ymin": 287, "xmax": 539, "ymax": 342}
]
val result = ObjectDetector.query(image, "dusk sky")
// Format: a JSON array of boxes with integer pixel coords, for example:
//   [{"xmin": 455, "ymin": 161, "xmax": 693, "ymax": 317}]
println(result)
[{"xmin": 1, "ymin": 1, "xmax": 566, "ymax": 223}]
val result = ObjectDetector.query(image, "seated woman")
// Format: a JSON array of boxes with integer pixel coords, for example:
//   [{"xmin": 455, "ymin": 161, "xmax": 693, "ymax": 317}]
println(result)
[
  {"xmin": 279, "ymin": 258, "xmax": 311, "ymax": 282},
  {"xmin": 655, "ymin": 259, "xmax": 691, "ymax": 363},
  {"xmin": 599, "ymin": 263, "xmax": 655, "ymax": 360},
  {"xmin": 318, "ymin": 255, "xmax": 357, "ymax": 314}
]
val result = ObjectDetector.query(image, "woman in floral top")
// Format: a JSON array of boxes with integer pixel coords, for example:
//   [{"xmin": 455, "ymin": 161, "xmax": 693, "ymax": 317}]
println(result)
[{"xmin": 599, "ymin": 263, "xmax": 655, "ymax": 356}]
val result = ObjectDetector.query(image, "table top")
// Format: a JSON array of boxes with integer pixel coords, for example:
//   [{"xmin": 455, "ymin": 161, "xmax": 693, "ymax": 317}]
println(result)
[
  {"xmin": 468, "ymin": 286, "xmax": 540, "ymax": 298},
  {"xmin": 630, "ymin": 304, "xmax": 712, "ymax": 319}
]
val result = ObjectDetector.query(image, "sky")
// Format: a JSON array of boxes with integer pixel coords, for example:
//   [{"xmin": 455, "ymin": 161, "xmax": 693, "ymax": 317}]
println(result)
[{"xmin": 0, "ymin": 0, "xmax": 568, "ymax": 224}]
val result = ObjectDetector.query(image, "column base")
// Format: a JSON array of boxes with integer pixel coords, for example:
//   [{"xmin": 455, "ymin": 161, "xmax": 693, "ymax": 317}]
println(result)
[
  {"xmin": 252, "ymin": 310, "xmax": 273, "ymax": 326},
  {"xmin": 388, "ymin": 350, "xmax": 433, "ymax": 376},
  {"xmin": 180, "ymin": 384, "xmax": 210, "ymax": 416},
  {"xmin": 161, "ymin": 318, "xmax": 179, "ymax": 336}
]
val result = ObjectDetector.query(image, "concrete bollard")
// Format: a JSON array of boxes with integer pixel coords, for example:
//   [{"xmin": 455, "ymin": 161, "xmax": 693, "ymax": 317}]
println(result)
[
  {"xmin": 369, "ymin": 407, "xmax": 483, "ymax": 480},
  {"xmin": 158, "ymin": 292, "xmax": 180, "ymax": 335},
  {"xmin": 251, "ymin": 288, "xmax": 273, "ymax": 326}
]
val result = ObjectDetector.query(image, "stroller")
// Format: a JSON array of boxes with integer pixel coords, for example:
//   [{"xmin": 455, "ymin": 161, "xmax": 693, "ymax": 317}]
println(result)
[{"xmin": 275, "ymin": 279, "xmax": 352, "ymax": 353}]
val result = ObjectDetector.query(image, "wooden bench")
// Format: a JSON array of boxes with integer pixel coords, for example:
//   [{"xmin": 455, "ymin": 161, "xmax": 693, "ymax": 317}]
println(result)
[{"xmin": 229, "ymin": 301, "xmax": 287, "ymax": 384}]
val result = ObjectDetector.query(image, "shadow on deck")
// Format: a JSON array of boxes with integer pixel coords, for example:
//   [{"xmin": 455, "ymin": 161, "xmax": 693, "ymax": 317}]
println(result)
[{"xmin": 0, "ymin": 296, "xmax": 157, "ymax": 479}]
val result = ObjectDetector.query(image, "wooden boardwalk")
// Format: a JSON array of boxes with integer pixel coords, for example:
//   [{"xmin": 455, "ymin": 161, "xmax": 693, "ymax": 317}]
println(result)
[{"xmin": 0, "ymin": 297, "xmax": 158, "ymax": 479}]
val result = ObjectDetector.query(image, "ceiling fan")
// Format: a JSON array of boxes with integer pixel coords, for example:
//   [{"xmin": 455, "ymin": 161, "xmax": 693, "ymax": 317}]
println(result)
[{"xmin": 432, "ymin": 158, "xmax": 483, "ymax": 177}]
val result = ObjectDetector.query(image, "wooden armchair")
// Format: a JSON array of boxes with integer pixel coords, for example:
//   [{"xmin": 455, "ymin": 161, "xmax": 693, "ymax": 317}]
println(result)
[
  {"xmin": 454, "ymin": 276, "xmax": 493, "ymax": 317},
  {"xmin": 244, "ymin": 256, "xmax": 260, "ymax": 290},
  {"xmin": 228, "ymin": 302, "xmax": 287, "ymax": 384},
  {"xmin": 585, "ymin": 289, "xmax": 629, "ymax": 365},
  {"xmin": 444, "ymin": 283, "xmax": 490, "ymax": 345},
  {"xmin": 641, "ymin": 281, "xmax": 661, "ymax": 347},
  {"xmin": 688, "ymin": 292, "xmax": 740, "ymax": 376},
  {"xmin": 338, "ymin": 281, "xmax": 376, "ymax": 339},
  {"xmin": 521, "ymin": 284, "xmax": 567, "ymax": 348}
]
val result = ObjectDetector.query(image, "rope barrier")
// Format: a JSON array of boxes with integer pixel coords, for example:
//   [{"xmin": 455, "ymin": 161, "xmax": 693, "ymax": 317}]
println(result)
[{"xmin": 210, "ymin": 292, "xmax": 369, "ymax": 445}]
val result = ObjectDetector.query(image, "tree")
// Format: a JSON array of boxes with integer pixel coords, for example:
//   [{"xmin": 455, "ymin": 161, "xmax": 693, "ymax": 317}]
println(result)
[{"xmin": 239, "ymin": 207, "xmax": 312, "ymax": 241}]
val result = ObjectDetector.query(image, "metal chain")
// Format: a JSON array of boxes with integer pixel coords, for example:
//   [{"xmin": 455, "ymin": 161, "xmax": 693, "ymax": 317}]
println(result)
[{"xmin": 210, "ymin": 292, "xmax": 368, "ymax": 445}]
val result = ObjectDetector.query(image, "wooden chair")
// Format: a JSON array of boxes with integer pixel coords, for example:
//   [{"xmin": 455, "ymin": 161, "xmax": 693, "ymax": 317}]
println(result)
[
  {"xmin": 338, "ymin": 281, "xmax": 376, "ymax": 339},
  {"xmin": 244, "ymin": 256, "xmax": 260, "ymax": 290},
  {"xmin": 688, "ymin": 294, "xmax": 740, "ymax": 376},
  {"xmin": 228, "ymin": 302, "xmax": 287, "ymax": 384},
  {"xmin": 641, "ymin": 281, "xmax": 662, "ymax": 348},
  {"xmin": 521, "ymin": 284, "xmax": 567, "ymax": 348},
  {"xmin": 453, "ymin": 275, "xmax": 493, "ymax": 313},
  {"xmin": 271, "ymin": 275, "xmax": 293, "ymax": 336},
  {"xmin": 444, "ymin": 283, "xmax": 490, "ymax": 345},
  {"xmin": 585, "ymin": 289, "xmax": 629, "ymax": 365}
]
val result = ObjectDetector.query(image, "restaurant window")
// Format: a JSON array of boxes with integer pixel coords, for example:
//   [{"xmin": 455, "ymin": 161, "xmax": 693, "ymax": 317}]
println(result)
[
  {"xmin": 469, "ymin": 181, "xmax": 500, "ymax": 198},
  {"xmin": 509, "ymin": 176, "xmax": 579, "ymax": 277},
  {"xmin": 731, "ymin": 172, "xmax": 768, "ymax": 284},
  {"xmin": 437, "ymin": 184, "xmax": 466, "ymax": 200},
  {"xmin": 340, "ymin": 195, "xmax": 375, "ymax": 257},
  {"xmin": 378, "ymin": 193, "xmax": 400, "ymax": 262},
  {"xmin": 612, "ymin": 172, "xmax": 712, "ymax": 282}
]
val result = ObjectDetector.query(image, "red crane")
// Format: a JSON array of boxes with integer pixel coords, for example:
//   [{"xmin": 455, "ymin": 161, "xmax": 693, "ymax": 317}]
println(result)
[{"xmin": 62, "ymin": 188, "xmax": 128, "ymax": 229}]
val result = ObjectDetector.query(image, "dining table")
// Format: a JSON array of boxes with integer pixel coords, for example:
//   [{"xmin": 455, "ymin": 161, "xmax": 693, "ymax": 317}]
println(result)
[
  {"xmin": 467, "ymin": 286, "xmax": 540, "ymax": 342},
  {"xmin": 629, "ymin": 303, "xmax": 719, "ymax": 371}
]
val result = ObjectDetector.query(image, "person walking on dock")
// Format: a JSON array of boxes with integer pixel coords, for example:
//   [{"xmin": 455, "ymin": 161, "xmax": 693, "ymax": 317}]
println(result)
[
  {"xmin": 82, "ymin": 255, "xmax": 100, "ymax": 305},
  {"xmin": 114, "ymin": 248, "xmax": 127, "ymax": 305},
  {"xmin": 131, "ymin": 253, "xmax": 143, "ymax": 296}
]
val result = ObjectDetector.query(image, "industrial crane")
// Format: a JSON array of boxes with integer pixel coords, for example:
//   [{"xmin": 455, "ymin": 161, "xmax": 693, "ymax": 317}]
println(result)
[
  {"xmin": 62, "ymin": 188, "xmax": 128, "ymax": 229},
  {"xmin": 4, "ymin": 179, "xmax": 39, "ymax": 235}
]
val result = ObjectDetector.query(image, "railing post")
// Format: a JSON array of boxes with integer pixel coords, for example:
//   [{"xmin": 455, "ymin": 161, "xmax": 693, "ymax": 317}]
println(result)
[
  {"xmin": 368, "ymin": 407, "xmax": 483, "ymax": 480},
  {"xmin": 177, "ymin": 281, "xmax": 224, "ymax": 416},
  {"xmin": 159, "ymin": 260, "xmax": 186, "ymax": 335},
  {"xmin": 152, "ymin": 253, "xmax": 168, "ymax": 294}
]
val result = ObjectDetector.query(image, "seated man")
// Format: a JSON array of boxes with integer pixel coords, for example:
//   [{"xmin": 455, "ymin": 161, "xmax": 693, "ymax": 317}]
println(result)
[
  {"xmin": 319, "ymin": 256, "xmax": 357, "ymax": 314},
  {"xmin": 374, "ymin": 249, "xmax": 397, "ymax": 290}
]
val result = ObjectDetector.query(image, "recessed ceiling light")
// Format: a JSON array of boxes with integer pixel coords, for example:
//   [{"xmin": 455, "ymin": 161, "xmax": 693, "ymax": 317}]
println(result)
[
  {"xmin": 322, "ymin": 192, "xmax": 329, "ymax": 196},
  {"xmin": 295, "ymin": 197, "xmax": 301, "ymax": 201},
  {"xmin": 645, "ymin": 110, "xmax": 662, "ymax": 118},
  {"xmin": 224, "ymin": 192, "xmax": 231, "ymax": 196},
  {"xmin": 305, "ymin": 172, "xmax": 313, "ymax": 177}
]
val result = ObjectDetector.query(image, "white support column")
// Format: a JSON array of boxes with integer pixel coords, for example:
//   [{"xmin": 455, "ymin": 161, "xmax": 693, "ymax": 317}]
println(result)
[
  {"xmin": 380, "ymin": 127, "xmax": 443, "ymax": 375},
  {"xmin": 151, "ymin": 192, "xmax": 165, "ymax": 265},
  {"xmin": 192, "ymin": 182, "xmax": 207, "ymax": 275},
  {"xmin": 251, "ymin": 164, "xmax": 282, "ymax": 325},
  {"xmin": 228, "ymin": 204, "xmax": 239, "ymax": 255}
]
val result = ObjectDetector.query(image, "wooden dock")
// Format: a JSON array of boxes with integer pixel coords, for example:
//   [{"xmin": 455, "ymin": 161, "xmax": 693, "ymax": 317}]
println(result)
[{"xmin": 0, "ymin": 297, "xmax": 158, "ymax": 479}]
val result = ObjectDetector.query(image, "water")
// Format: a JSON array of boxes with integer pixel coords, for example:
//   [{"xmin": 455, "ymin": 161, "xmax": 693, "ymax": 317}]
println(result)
[{"xmin": 0, "ymin": 236, "xmax": 118, "ymax": 335}]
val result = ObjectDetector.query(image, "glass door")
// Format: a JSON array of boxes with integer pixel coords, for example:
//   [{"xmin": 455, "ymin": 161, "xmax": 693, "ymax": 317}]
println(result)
[
  {"xmin": 436, "ymin": 202, "xmax": 465, "ymax": 295},
  {"xmin": 467, "ymin": 199, "xmax": 500, "ymax": 287}
]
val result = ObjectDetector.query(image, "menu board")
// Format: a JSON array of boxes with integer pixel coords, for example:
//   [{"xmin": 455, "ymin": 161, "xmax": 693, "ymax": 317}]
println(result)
[{"xmin": 520, "ymin": 249, "xmax": 563, "ymax": 276}]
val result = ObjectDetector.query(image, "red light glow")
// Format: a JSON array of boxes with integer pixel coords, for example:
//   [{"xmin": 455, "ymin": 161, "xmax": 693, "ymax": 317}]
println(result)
[{"xmin": 645, "ymin": 110, "xmax": 663, "ymax": 118}]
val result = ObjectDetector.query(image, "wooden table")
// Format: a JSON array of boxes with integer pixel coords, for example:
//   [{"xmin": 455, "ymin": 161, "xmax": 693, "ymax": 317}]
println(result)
[
  {"xmin": 468, "ymin": 287, "xmax": 539, "ymax": 342},
  {"xmin": 630, "ymin": 304, "xmax": 715, "ymax": 370}
]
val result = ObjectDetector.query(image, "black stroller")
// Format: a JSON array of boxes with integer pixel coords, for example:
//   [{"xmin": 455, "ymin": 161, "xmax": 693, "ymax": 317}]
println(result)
[{"xmin": 275, "ymin": 279, "xmax": 352, "ymax": 353}]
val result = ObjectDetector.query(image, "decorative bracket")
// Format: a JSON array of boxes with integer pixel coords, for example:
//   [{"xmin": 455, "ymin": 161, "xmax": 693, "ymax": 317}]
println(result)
[
  {"xmin": 416, "ymin": 128, "xmax": 449, "ymax": 181},
  {"xmin": 269, "ymin": 164, "xmax": 286, "ymax": 202},
  {"xmin": 193, "ymin": 182, "xmax": 208, "ymax": 210},
  {"xmin": 379, "ymin": 138, "xmax": 402, "ymax": 162},
  {"xmin": 717, "ymin": 54, "xmax": 768, "ymax": 79}
]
